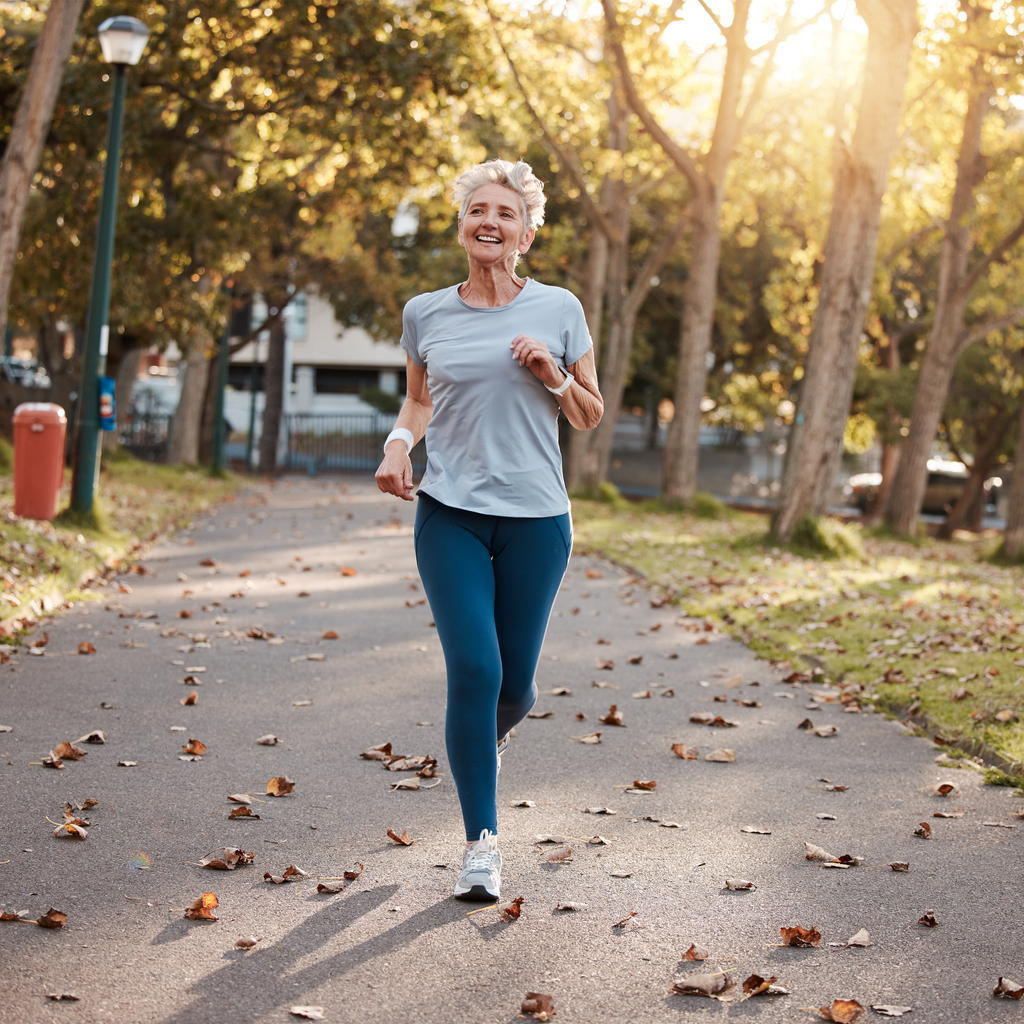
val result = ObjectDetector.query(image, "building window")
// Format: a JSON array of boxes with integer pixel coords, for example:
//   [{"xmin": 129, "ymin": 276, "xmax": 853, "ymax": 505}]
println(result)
[
  {"xmin": 313, "ymin": 366, "xmax": 380, "ymax": 394},
  {"xmin": 228, "ymin": 364, "xmax": 264, "ymax": 392}
]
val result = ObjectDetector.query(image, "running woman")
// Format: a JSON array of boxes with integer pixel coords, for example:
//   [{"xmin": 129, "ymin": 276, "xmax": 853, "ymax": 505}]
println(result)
[{"xmin": 375, "ymin": 158, "xmax": 603, "ymax": 900}]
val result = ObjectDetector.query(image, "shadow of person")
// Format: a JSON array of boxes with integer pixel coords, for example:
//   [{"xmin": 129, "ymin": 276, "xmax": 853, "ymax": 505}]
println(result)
[{"xmin": 153, "ymin": 885, "xmax": 463, "ymax": 1024}]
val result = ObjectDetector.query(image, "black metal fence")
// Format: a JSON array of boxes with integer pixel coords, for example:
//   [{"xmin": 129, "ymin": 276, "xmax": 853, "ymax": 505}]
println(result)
[
  {"xmin": 281, "ymin": 413, "xmax": 425, "ymax": 474},
  {"xmin": 121, "ymin": 410, "xmax": 172, "ymax": 461}
]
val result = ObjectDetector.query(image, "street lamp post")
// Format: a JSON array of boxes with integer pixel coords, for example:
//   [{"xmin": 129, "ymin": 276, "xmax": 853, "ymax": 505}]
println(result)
[{"xmin": 70, "ymin": 15, "xmax": 149, "ymax": 516}]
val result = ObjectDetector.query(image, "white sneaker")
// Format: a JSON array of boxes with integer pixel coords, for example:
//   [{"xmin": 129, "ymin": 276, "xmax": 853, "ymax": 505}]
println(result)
[
  {"xmin": 454, "ymin": 829, "xmax": 502, "ymax": 901},
  {"xmin": 496, "ymin": 732, "xmax": 510, "ymax": 776}
]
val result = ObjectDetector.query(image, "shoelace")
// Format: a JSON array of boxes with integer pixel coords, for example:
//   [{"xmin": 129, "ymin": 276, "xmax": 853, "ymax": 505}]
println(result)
[{"xmin": 465, "ymin": 838, "xmax": 497, "ymax": 872}]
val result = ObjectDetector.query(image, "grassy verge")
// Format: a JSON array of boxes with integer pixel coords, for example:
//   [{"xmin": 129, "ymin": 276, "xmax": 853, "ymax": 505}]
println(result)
[
  {"xmin": 571, "ymin": 497, "xmax": 1024, "ymax": 779},
  {"xmin": 0, "ymin": 451, "xmax": 241, "ymax": 637}
]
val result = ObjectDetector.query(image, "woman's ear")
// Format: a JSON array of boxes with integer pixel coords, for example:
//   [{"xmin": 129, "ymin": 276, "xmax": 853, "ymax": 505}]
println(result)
[{"xmin": 519, "ymin": 226, "xmax": 536, "ymax": 254}]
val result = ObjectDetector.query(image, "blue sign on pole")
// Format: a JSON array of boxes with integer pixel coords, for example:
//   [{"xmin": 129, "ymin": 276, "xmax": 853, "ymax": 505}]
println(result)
[{"xmin": 98, "ymin": 375, "xmax": 116, "ymax": 431}]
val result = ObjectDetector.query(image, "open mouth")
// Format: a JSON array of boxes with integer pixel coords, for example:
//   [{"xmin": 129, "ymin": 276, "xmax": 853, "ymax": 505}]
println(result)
[{"xmin": 476, "ymin": 235, "xmax": 501, "ymax": 243}]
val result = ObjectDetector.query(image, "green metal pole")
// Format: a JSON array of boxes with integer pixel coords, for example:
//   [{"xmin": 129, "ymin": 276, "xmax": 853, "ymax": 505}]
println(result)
[
  {"xmin": 210, "ymin": 287, "xmax": 232, "ymax": 477},
  {"xmin": 71, "ymin": 63, "xmax": 128, "ymax": 515}
]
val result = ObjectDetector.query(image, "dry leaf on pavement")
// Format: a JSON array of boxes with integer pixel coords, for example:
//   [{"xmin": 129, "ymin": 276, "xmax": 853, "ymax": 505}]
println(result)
[
  {"xmin": 724, "ymin": 878, "xmax": 756, "ymax": 891},
  {"xmin": 780, "ymin": 925, "xmax": 821, "ymax": 947},
  {"xmin": 521, "ymin": 992, "xmax": 555, "ymax": 1019},
  {"xmin": 596, "ymin": 659, "xmax": 615, "ymax": 670},
  {"xmin": 914, "ymin": 822, "xmax": 932, "ymax": 839},
  {"xmin": 53, "ymin": 741, "xmax": 87, "ymax": 761},
  {"xmin": 499, "ymin": 896, "xmax": 524, "ymax": 922},
  {"xmin": 322, "ymin": 630, "xmax": 338, "ymax": 640},
  {"xmin": 317, "ymin": 882, "xmax": 344, "ymax": 894},
  {"xmin": 583, "ymin": 806, "xmax": 615, "ymax": 815},
  {"xmin": 264, "ymin": 865, "xmax": 307, "ymax": 884},
  {"xmin": 632, "ymin": 690, "xmax": 652, "ymax": 699},
  {"xmin": 742, "ymin": 974, "xmax": 789, "ymax": 997},
  {"xmin": 889, "ymin": 862, "xmax": 909, "ymax": 872},
  {"xmin": 818, "ymin": 998, "xmax": 865, "ymax": 1022},
  {"xmin": 683, "ymin": 943, "xmax": 709, "ymax": 961},
  {"xmin": 928, "ymin": 782, "xmax": 958, "ymax": 797},
  {"xmin": 360, "ymin": 742, "xmax": 394, "ymax": 761},
  {"xmin": 182, "ymin": 739, "xmax": 207, "ymax": 756},
  {"xmin": 184, "ymin": 893, "xmax": 218, "ymax": 921},
  {"xmin": 555, "ymin": 902, "xmax": 586, "ymax": 911},
  {"xmin": 804, "ymin": 842, "xmax": 837, "ymax": 862},
  {"xmin": 256, "ymin": 734, "xmax": 280, "ymax": 746},
  {"xmin": 671, "ymin": 972, "xmax": 735, "ymax": 997},
  {"xmin": 117, "ymin": 760, "xmax": 138, "ymax": 767},
  {"xmin": 689, "ymin": 711, "xmax": 739, "ymax": 727},
  {"xmin": 37, "ymin": 908, "xmax": 68, "ymax": 929},
  {"xmin": 571, "ymin": 732, "xmax": 602, "ymax": 744},
  {"xmin": 511, "ymin": 800, "xmax": 537, "ymax": 807},
  {"xmin": 812, "ymin": 725, "xmax": 839, "ymax": 738},
  {"xmin": 672, "ymin": 744, "xmax": 699, "ymax": 759},
  {"xmin": 289, "ymin": 1008, "xmax": 325, "ymax": 1021},
  {"xmin": 387, "ymin": 828, "xmax": 414, "ymax": 845},
  {"xmin": 266, "ymin": 777, "xmax": 295, "ymax": 797},
  {"xmin": 77, "ymin": 642, "xmax": 96, "ymax": 655},
  {"xmin": 227, "ymin": 793, "xmax": 251, "ymax": 805},
  {"xmin": 343, "ymin": 863, "xmax": 363, "ymax": 879},
  {"xmin": 917, "ymin": 911, "xmax": 938, "ymax": 928},
  {"xmin": 200, "ymin": 847, "xmax": 253, "ymax": 870},
  {"xmin": 598, "ymin": 705, "xmax": 624, "ymax": 726},
  {"xmin": 235, "ymin": 936, "xmax": 260, "ymax": 949},
  {"xmin": 613, "ymin": 911, "xmax": 638, "ymax": 929},
  {"xmin": 870, "ymin": 1007, "xmax": 913, "ymax": 1018},
  {"xmin": 41, "ymin": 753, "xmax": 64, "ymax": 768},
  {"xmin": 180, "ymin": 691, "xmax": 198, "ymax": 706},
  {"xmin": 704, "ymin": 749, "xmax": 736, "ymax": 762},
  {"xmin": 631, "ymin": 780, "xmax": 657, "ymax": 791},
  {"xmin": 228, "ymin": 806, "xmax": 259, "ymax": 820},
  {"xmin": 933, "ymin": 810, "xmax": 964, "ymax": 818},
  {"xmin": 585, "ymin": 569, "xmax": 604, "ymax": 578},
  {"xmin": 741, "ymin": 826, "xmax": 771, "ymax": 834},
  {"xmin": 845, "ymin": 928, "xmax": 873, "ymax": 947},
  {"xmin": 75, "ymin": 731, "xmax": 106, "ymax": 744},
  {"xmin": 993, "ymin": 978, "xmax": 1024, "ymax": 1000},
  {"xmin": 1, "ymin": 910, "xmax": 31, "ymax": 921},
  {"xmin": 543, "ymin": 846, "xmax": 573, "ymax": 862}
]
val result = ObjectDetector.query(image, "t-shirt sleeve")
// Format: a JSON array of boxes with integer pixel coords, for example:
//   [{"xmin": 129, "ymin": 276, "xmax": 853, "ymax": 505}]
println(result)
[
  {"xmin": 559, "ymin": 290, "xmax": 593, "ymax": 367},
  {"xmin": 400, "ymin": 298, "xmax": 426, "ymax": 368}
]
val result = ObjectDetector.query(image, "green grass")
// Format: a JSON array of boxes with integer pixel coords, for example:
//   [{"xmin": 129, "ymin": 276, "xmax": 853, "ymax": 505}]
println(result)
[
  {"xmin": 571, "ymin": 498, "xmax": 1024, "ymax": 776},
  {"xmin": 0, "ymin": 452, "xmax": 241, "ymax": 636}
]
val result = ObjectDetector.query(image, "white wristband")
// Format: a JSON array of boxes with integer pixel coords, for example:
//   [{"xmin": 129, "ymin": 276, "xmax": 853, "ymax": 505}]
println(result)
[
  {"xmin": 545, "ymin": 370, "xmax": 574, "ymax": 396},
  {"xmin": 383, "ymin": 427, "xmax": 414, "ymax": 455}
]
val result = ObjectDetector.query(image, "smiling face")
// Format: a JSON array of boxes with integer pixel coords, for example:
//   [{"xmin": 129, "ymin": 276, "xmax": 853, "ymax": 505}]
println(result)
[{"xmin": 457, "ymin": 183, "xmax": 536, "ymax": 268}]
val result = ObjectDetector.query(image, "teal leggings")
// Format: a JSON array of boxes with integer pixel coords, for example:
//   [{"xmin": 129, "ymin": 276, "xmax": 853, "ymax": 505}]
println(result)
[{"xmin": 414, "ymin": 492, "xmax": 572, "ymax": 840}]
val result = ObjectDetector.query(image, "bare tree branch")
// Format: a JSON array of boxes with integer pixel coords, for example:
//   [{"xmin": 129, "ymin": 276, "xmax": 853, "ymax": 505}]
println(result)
[
  {"xmin": 486, "ymin": 0, "xmax": 624, "ymax": 243},
  {"xmin": 958, "ymin": 305, "xmax": 1024, "ymax": 349},
  {"xmin": 601, "ymin": 0, "xmax": 706, "ymax": 196},
  {"xmin": 625, "ymin": 212, "xmax": 690, "ymax": 319},
  {"xmin": 693, "ymin": 0, "xmax": 727, "ymax": 36},
  {"xmin": 959, "ymin": 213, "xmax": 1024, "ymax": 298},
  {"xmin": 736, "ymin": 3, "xmax": 794, "ymax": 135},
  {"xmin": 748, "ymin": 2, "xmax": 830, "ymax": 57}
]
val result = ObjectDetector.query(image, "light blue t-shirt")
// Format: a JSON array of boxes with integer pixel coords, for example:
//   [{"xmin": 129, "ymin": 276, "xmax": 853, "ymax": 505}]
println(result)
[{"xmin": 400, "ymin": 278, "xmax": 592, "ymax": 518}]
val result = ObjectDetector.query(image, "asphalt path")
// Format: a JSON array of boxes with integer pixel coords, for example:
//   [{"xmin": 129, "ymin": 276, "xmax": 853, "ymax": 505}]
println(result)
[{"xmin": 1, "ymin": 476, "xmax": 1022, "ymax": 1024}]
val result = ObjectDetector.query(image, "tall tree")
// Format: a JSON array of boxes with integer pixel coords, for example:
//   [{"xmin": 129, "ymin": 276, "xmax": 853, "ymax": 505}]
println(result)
[
  {"xmin": 885, "ymin": 2, "xmax": 1024, "ymax": 535},
  {"xmin": 770, "ymin": 0, "xmax": 918, "ymax": 541},
  {"xmin": 604, "ymin": 0, "xmax": 819, "ymax": 505},
  {"xmin": 0, "ymin": 0, "xmax": 84, "ymax": 336}
]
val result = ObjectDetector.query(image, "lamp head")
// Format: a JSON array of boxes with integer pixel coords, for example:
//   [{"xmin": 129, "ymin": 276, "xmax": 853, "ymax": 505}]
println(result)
[{"xmin": 97, "ymin": 15, "xmax": 149, "ymax": 66}]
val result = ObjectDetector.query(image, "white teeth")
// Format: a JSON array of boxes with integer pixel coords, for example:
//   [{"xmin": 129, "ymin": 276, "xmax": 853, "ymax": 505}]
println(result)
[{"xmin": 477, "ymin": 236, "xmax": 500, "ymax": 242}]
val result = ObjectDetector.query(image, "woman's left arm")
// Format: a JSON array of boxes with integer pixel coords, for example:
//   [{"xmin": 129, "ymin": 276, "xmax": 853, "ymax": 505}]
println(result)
[{"xmin": 510, "ymin": 337, "xmax": 603, "ymax": 431}]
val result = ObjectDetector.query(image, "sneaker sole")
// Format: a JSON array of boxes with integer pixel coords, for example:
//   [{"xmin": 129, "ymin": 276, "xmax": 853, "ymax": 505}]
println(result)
[{"xmin": 454, "ymin": 883, "xmax": 500, "ymax": 901}]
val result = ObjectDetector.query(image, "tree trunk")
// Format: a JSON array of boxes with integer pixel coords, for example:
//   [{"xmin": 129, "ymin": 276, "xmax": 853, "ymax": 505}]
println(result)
[
  {"xmin": 167, "ymin": 341, "xmax": 210, "ymax": 465},
  {"xmin": 863, "ymin": 334, "xmax": 901, "ymax": 526},
  {"xmin": 772, "ymin": 0, "xmax": 918, "ymax": 541},
  {"xmin": 198, "ymin": 350, "xmax": 221, "ymax": 466},
  {"xmin": 886, "ymin": 71, "xmax": 991, "ymax": 535},
  {"xmin": 661, "ymin": 199, "xmax": 721, "ymax": 504},
  {"xmin": 936, "ymin": 411, "xmax": 1009, "ymax": 538},
  {"xmin": 1002, "ymin": 400, "xmax": 1024, "ymax": 560},
  {"xmin": 0, "ymin": 0, "xmax": 85, "ymax": 333},
  {"xmin": 257, "ymin": 315, "xmax": 286, "ymax": 475}
]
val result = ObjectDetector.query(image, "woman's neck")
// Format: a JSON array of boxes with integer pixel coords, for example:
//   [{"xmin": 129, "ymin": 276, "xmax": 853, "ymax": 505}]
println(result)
[{"xmin": 457, "ymin": 261, "xmax": 526, "ymax": 308}]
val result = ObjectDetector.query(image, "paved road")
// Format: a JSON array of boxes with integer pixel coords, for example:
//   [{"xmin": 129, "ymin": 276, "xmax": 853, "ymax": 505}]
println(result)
[{"xmin": 1, "ymin": 477, "xmax": 1021, "ymax": 1024}]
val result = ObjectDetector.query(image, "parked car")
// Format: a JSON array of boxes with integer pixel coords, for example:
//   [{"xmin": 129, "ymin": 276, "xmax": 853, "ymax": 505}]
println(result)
[
  {"xmin": 0, "ymin": 356, "xmax": 50, "ymax": 388},
  {"xmin": 845, "ymin": 459, "xmax": 1001, "ymax": 515}
]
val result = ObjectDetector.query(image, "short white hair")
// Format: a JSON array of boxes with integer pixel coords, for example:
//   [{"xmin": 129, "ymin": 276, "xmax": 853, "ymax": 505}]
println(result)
[{"xmin": 452, "ymin": 159, "xmax": 546, "ymax": 232}]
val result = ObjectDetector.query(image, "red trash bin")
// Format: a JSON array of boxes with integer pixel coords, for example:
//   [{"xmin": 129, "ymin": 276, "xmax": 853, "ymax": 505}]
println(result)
[{"xmin": 13, "ymin": 402, "xmax": 67, "ymax": 520}]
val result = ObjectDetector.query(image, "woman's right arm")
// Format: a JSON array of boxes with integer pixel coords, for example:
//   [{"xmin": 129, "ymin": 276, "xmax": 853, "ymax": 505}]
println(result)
[{"xmin": 375, "ymin": 357, "xmax": 432, "ymax": 501}]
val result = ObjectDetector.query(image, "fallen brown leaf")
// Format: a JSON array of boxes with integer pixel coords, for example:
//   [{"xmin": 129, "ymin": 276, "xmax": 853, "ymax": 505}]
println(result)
[
  {"xmin": 889, "ymin": 862, "xmax": 909, "ymax": 872},
  {"xmin": 584, "ymin": 569, "xmax": 604, "ymax": 579},
  {"xmin": 914, "ymin": 822, "xmax": 932, "ymax": 839},
  {"xmin": 672, "ymin": 971, "xmax": 735, "ymax": 997},
  {"xmin": 180, "ymin": 691, "xmax": 198, "ymax": 706},
  {"xmin": 527, "ymin": 710, "xmax": 554, "ymax": 719},
  {"xmin": 182, "ymin": 739, "xmax": 207, "ymax": 756},
  {"xmin": 918, "ymin": 911, "xmax": 938, "ymax": 928},
  {"xmin": 317, "ymin": 882, "xmax": 344, "ymax": 894},
  {"xmin": 994, "ymin": 978, "xmax": 1024, "ymax": 1000},
  {"xmin": 77, "ymin": 642, "xmax": 96, "ymax": 655},
  {"xmin": 266, "ymin": 776, "xmax": 295, "ymax": 797},
  {"xmin": 704, "ymin": 749, "xmax": 736, "ymax": 762},
  {"xmin": 571, "ymin": 732, "xmax": 602, "ymax": 744},
  {"xmin": 75, "ymin": 731, "xmax": 106, "ymax": 745},
  {"xmin": 37, "ymin": 908, "xmax": 68, "ymax": 929},
  {"xmin": 683, "ymin": 943, "xmax": 709, "ymax": 961},
  {"xmin": 596, "ymin": 659, "xmax": 616, "ymax": 671},
  {"xmin": 511, "ymin": 800, "xmax": 537, "ymax": 807},
  {"xmin": 343, "ymin": 863, "xmax": 363, "ymax": 880},
  {"xmin": 53, "ymin": 741, "xmax": 87, "ymax": 761},
  {"xmin": 583, "ymin": 807, "xmax": 615, "ymax": 815},
  {"xmin": 322, "ymin": 630, "xmax": 339, "ymax": 640},
  {"xmin": 256, "ymin": 734, "xmax": 280, "ymax": 746},
  {"xmin": 631, "ymin": 780, "xmax": 657, "ymax": 791},
  {"xmin": 671, "ymin": 743, "xmax": 699, "ymax": 759},
  {"xmin": 340, "ymin": 567, "xmax": 358, "ymax": 576},
  {"xmin": 740, "ymin": 826, "xmax": 771, "ymax": 834},
  {"xmin": 543, "ymin": 846, "xmax": 573, "ymax": 862},
  {"xmin": 812, "ymin": 724, "xmax": 839, "ymax": 738},
  {"xmin": 613, "ymin": 911, "xmax": 638, "ymax": 929},
  {"xmin": 521, "ymin": 992, "xmax": 555, "ymax": 1019},
  {"xmin": 200, "ymin": 847, "xmax": 254, "ymax": 870},
  {"xmin": 289, "ymin": 1007, "xmax": 325, "ymax": 1021},
  {"xmin": 818, "ymin": 998, "xmax": 865, "ymax": 1022},
  {"xmin": 235, "ymin": 936, "xmax": 260, "ymax": 949},
  {"xmin": 387, "ymin": 828, "xmax": 414, "ymax": 845},
  {"xmin": 724, "ymin": 878, "xmax": 756, "ymax": 891},
  {"xmin": 499, "ymin": 896, "xmax": 524, "ymax": 922},
  {"xmin": 360, "ymin": 742, "xmax": 394, "ymax": 761},
  {"xmin": 870, "ymin": 1007, "xmax": 913, "ymax": 1018},
  {"xmin": 228, "ymin": 806, "xmax": 259, "ymax": 820},
  {"xmin": 845, "ymin": 928, "xmax": 873, "ymax": 947},
  {"xmin": 780, "ymin": 925, "xmax": 821, "ymax": 947},
  {"xmin": 184, "ymin": 893, "xmax": 218, "ymax": 921},
  {"xmin": 555, "ymin": 901, "xmax": 586, "ymax": 911}
]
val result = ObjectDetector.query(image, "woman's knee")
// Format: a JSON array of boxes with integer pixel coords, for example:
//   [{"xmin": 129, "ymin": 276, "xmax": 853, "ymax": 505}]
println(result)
[{"xmin": 497, "ymin": 678, "xmax": 537, "ymax": 721}]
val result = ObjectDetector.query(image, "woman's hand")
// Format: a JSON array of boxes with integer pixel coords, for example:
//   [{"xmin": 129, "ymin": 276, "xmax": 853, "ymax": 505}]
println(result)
[
  {"xmin": 376, "ymin": 442, "xmax": 415, "ymax": 501},
  {"xmin": 510, "ymin": 334, "xmax": 564, "ymax": 389}
]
